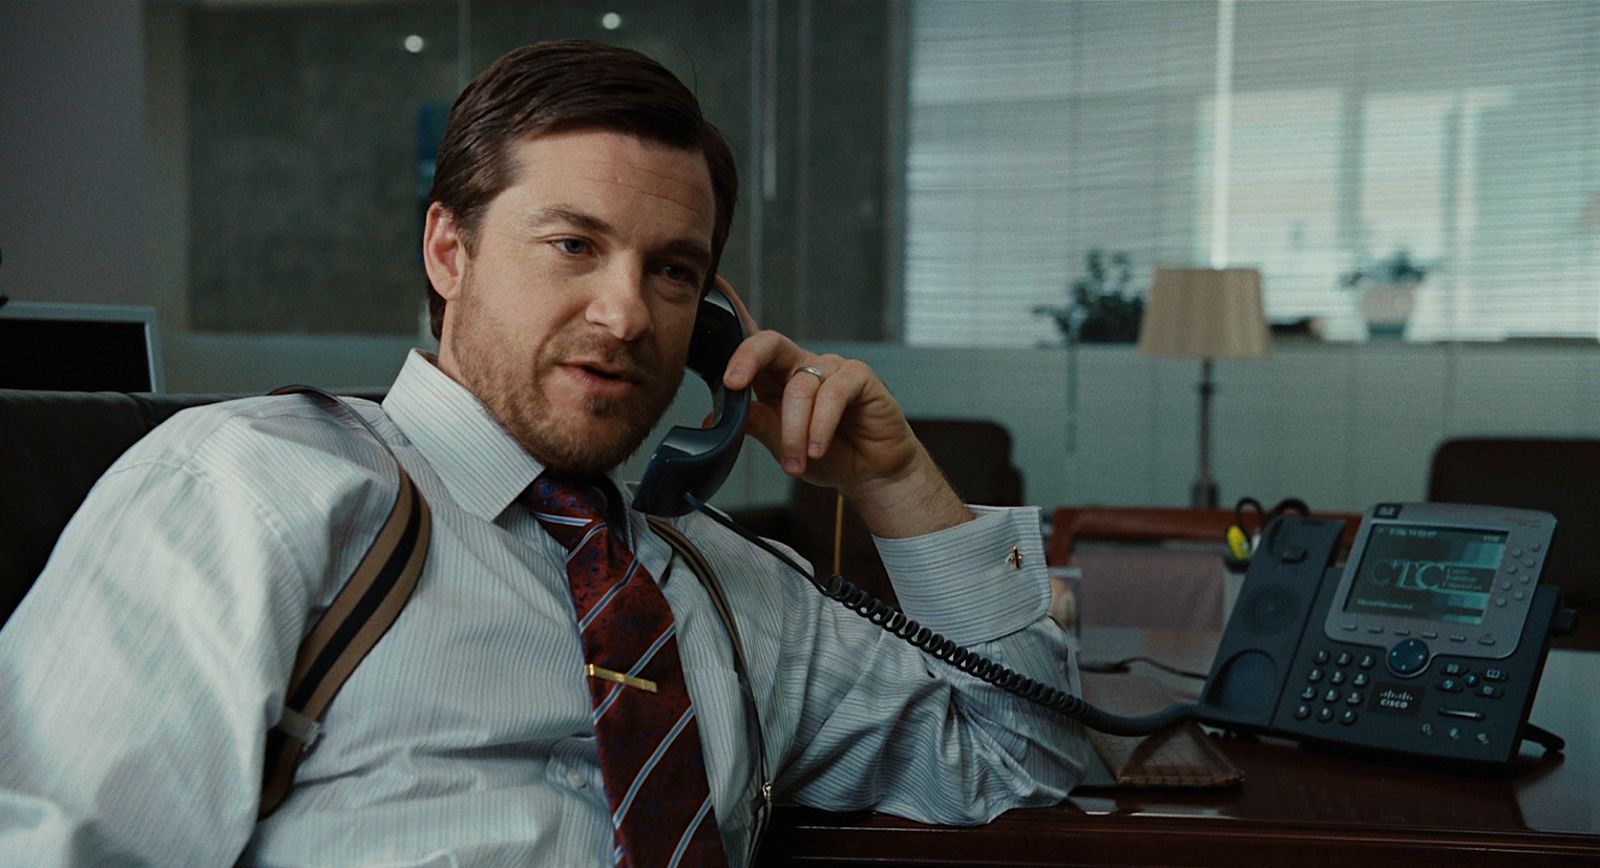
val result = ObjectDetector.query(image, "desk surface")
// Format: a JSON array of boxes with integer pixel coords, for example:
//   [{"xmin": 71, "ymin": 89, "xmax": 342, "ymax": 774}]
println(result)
[{"xmin": 762, "ymin": 628, "xmax": 1600, "ymax": 867}]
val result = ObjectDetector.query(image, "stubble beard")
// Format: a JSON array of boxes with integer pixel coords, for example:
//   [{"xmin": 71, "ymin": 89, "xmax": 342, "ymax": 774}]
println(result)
[{"xmin": 451, "ymin": 290, "xmax": 684, "ymax": 476}]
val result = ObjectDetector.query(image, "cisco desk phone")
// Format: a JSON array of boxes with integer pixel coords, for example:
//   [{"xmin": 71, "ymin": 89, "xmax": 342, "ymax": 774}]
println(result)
[{"xmin": 1199, "ymin": 502, "xmax": 1570, "ymax": 765}]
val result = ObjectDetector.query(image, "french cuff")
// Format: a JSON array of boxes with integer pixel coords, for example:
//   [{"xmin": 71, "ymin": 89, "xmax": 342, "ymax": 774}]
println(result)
[{"xmin": 873, "ymin": 505, "xmax": 1050, "ymax": 647}]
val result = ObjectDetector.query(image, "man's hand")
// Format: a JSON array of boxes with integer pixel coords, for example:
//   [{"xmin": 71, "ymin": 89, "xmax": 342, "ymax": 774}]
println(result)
[{"xmin": 714, "ymin": 278, "xmax": 971, "ymax": 539}]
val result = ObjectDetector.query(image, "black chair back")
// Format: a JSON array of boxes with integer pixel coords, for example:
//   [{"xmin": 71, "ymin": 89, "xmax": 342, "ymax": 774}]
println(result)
[{"xmin": 0, "ymin": 390, "xmax": 227, "ymax": 624}]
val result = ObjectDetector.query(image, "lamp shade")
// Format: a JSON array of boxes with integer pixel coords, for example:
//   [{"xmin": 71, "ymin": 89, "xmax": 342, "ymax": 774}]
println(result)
[{"xmin": 1137, "ymin": 267, "xmax": 1270, "ymax": 360}]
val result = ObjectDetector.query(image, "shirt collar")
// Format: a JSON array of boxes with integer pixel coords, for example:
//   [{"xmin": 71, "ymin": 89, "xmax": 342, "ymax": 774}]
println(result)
[
  {"xmin": 382, "ymin": 350, "xmax": 545, "ymax": 522},
  {"xmin": 380, "ymin": 350, "xmax": 646, "ymax": 542}
]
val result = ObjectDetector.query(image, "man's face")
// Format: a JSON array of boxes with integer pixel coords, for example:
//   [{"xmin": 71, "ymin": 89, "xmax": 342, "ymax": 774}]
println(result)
[{"xmin": 429, "ymin": 128, "xmax": 716, "ymax": 474}]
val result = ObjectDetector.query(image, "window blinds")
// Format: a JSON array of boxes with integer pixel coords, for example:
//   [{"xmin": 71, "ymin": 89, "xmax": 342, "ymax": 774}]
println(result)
[{"xmin": 903, "ymin": 0, "xmax": 1600, "ymax": 346}]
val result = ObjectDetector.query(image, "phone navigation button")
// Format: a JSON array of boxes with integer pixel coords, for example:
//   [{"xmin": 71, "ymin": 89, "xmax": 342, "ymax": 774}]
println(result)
[{"xmin": 1386, "ymin": 638, "xmax": 1430, "ymax": 677}]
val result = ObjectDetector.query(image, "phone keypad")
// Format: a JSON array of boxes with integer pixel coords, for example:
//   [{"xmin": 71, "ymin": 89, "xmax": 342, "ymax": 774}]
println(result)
[
  {"xmin": 1296, "ymin": 646, "xmax": 1517, "ymax": 752},
  {"xmin": 1300, "ymin": 646, "xmax": 1365, "ymax": 726}
]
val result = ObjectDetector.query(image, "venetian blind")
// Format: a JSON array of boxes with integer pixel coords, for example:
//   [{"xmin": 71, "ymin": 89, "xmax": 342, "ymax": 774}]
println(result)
[{"xmin": 902, "ymin": 0, "xmax": 1600, "ymax": 346}]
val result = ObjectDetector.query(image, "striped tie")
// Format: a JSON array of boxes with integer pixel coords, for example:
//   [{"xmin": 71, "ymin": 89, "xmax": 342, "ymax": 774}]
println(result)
[{"xmin": 527, "ymin": 474, "xmax": 728, "ymax": 868}]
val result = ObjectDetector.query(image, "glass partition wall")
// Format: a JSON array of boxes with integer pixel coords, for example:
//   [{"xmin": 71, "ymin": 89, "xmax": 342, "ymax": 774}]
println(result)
[{"xmin": 150, "ymin": 0, "xmax": 899, "ymax": 342}]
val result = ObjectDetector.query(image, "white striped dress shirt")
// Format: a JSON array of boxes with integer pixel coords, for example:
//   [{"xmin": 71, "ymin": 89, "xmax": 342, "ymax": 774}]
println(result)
[{"xmin": 0, "ymin": 350, "xmax": 1090, "ymax": 867}]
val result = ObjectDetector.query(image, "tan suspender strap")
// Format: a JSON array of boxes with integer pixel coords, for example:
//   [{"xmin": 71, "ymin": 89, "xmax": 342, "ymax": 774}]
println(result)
[
  {"xmin": 645, "ymin": 516, "xmax": 773, "ymax": 864},
  {"xmin": 258, "ymin": 387, "xmax": 433, "ymax": 820}
]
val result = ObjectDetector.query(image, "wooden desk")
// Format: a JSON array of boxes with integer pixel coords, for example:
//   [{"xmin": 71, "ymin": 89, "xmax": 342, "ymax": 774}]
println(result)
[{"xmin": 761, "ymin": 629, "xmax": 1600, "ymax": 867}]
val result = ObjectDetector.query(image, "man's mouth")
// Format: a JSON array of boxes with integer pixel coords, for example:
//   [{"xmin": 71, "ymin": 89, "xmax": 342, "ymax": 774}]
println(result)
[
  {"xmin": 570, "ymin": 360, "xmax": 641, "ymax": 384},
  {"xmin": 555, "ymin": 356, "xmax": 656, "ymax": 402}
]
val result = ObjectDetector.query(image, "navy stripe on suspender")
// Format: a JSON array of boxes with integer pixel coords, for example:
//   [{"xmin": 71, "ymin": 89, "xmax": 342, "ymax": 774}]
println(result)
[{"xmin": 285, "ymin": 476, "xmax": 423, "ymax": 711}]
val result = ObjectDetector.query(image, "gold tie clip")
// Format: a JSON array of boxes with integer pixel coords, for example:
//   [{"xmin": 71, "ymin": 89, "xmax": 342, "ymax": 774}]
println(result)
[{"xmin": 585, "ymin": 664, "xmax": 658, "ymax": 693}]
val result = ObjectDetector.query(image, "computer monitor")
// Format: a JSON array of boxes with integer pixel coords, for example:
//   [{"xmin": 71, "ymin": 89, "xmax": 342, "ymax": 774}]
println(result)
[{"xmin": 0, "ymin": 301, "xmax": 165, "ymax": 393}]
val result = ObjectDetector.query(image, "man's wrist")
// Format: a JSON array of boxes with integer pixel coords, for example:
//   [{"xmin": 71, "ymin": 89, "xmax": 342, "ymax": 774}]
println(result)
[{"xmin": 842, "ymin": 446, "xmax": 972, "ymax": 539}]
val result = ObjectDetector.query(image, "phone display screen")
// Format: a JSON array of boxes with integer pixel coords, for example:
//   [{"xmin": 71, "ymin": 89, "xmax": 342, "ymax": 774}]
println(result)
[{"xmin": 1342, "ymin": 524, "xmax": 1506, "ymax": 625}]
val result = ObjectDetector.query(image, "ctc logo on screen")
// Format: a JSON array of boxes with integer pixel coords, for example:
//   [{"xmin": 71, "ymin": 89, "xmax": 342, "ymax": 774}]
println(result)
[{"xmin": 1365, "ymin": 559, "xmax": 1447, "ymax": 591}]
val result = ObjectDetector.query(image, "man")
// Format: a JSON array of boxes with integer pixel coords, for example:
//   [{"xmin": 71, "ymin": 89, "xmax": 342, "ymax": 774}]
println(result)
[{"xmin": 0, "ymin": 40, "xmax": 1088, "ymax": 866}]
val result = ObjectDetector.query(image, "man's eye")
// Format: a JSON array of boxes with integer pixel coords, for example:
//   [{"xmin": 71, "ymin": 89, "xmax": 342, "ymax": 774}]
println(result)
[
  {"xmin": 660, "ymin": 263, "xmax": 702, "ymax": 285},
  {"xmin": 552, "ymin": 238, "xmax": 589, "ymax": 255}
]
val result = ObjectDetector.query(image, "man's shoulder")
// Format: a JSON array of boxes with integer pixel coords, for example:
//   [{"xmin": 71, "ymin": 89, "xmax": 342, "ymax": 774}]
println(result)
[
  {"xmin": 155, "ymin": 392, "xmax": 384, "ymax": 434},
  {"xmin": 116, "ymin": 394, "xmax": 398, "ymax": 494}
]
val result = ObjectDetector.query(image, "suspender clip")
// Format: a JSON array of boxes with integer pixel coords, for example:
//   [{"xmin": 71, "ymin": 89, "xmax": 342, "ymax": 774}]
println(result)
[{"xmin": 274, "ymin": 706, "xmax": 324, "ymax": 751}]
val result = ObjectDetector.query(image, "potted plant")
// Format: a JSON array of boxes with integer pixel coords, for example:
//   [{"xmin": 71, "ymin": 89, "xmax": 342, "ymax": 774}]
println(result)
[
  {"xmin": 1340, "ymin": 249, "xmax": 1432, "ymax": 339},
  {"xmin": 1034, "ymin": 250, "xmax": 1145, "ymax": 344}
]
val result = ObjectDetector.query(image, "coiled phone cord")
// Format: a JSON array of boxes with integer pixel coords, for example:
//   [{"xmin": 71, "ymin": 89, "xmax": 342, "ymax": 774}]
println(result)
[{"xmin": 687, "ymin": 495, "xmax": 1198, "ymax": 737}]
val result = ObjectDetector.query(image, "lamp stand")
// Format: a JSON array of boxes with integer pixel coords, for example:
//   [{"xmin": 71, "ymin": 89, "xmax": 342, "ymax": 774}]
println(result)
[{"xmin": 1191, "ymin": 357, "xmax": 1219, "ymax": 508}]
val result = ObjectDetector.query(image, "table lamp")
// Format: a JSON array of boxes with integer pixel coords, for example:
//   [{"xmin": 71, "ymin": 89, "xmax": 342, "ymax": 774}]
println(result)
[{"xmin": 1137, "ymin": 267, "xmax": 1270, "ymax": 508}]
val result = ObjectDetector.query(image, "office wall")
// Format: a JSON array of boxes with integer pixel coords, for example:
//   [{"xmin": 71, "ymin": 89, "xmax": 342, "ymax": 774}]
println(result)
[
  {"xmin": 0, "ymin": 2, "xmax": 148, "ymax": 307},
  {"xmin": 786, "ymin": 341, "xmax": 1600, "ymax": 515}
]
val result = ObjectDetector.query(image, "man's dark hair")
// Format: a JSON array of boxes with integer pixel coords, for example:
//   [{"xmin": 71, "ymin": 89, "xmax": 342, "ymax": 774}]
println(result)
[{"xmin": 425, "ymin": 39, "xmax": 739, "ymax": 339}]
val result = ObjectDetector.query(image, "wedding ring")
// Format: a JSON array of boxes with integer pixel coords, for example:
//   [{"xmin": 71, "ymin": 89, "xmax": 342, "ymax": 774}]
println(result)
[{"xmin": 792, "ymin": 365, "xmax": 827, "ymax": 384}]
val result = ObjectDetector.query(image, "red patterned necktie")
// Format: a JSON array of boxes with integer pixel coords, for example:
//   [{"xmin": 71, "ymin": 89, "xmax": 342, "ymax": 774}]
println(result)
[{"xmin": 527, "ymin": 474, "xmax": 728, "ymax": 868}]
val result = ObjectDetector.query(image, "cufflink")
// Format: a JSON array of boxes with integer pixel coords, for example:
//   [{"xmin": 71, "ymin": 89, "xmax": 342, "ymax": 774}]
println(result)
[{"xmin": 1007, "ymin": 545, "xmax": 1024, "ymax": 570}]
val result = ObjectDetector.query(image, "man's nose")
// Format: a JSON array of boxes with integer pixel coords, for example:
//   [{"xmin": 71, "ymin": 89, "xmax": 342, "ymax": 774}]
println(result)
[{"xmin": 585, "ymin": 264, "xmax": 651, "ymax": 342}]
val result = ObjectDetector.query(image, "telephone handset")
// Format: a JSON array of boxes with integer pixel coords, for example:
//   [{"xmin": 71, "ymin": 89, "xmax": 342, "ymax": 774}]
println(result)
[
  {"xmin": 631, "ymin": 282, "xmax": 751, "ymax": 518},
  {"xmin": 1199, "ymin": 502, "xmax": 1569, "ymax": 765}
]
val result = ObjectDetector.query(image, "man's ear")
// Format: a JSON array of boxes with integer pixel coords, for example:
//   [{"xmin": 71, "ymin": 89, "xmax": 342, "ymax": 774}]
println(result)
[{"xmin": 423, "ymin": 202, "xmax": 468, "ymax": 301}]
